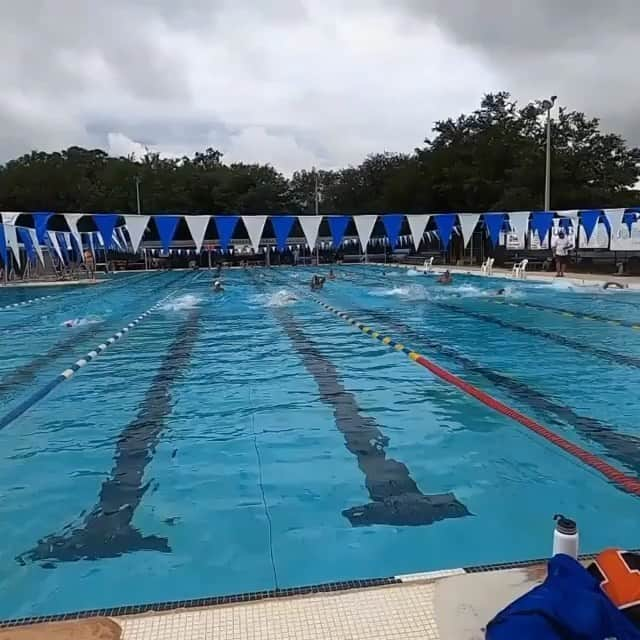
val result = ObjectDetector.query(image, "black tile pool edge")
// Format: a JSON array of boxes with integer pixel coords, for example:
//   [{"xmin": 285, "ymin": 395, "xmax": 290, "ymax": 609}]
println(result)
[
  {"xmin": 0, "ymin": 577, "xmax": 401, "ymax": 628},
  {"xmin": 462, "ymin": 548, "xmax": 640, "ymax": 573},
  {"xmin": 3, "ymin": 549, "xmax": 638, "ymax": 628}
]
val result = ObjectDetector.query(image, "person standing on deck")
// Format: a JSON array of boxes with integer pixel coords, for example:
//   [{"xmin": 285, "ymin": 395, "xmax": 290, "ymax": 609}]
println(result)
[
  {"xmin": 552, "ymin": 230, "xmax": 573, "ymax": 277},
  {"xmin": 83, "ymin": 249, "xmax": 95, "ymax": 279}
]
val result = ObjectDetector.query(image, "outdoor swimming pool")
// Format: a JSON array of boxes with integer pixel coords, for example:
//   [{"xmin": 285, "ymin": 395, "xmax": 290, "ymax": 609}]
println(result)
[{"xmin": 1, "ymin": 266, "xmax": 640, "ymax": 619}]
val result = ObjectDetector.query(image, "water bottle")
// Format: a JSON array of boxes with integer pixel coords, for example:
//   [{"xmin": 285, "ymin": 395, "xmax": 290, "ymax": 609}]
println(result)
[{"xmin": 552, "ymin": 514, "xmax": 579, "ymax": 558}]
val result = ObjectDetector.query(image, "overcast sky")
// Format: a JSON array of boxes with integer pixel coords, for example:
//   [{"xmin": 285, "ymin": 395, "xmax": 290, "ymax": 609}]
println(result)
[{"xmin": 1, "ymin": 0, "xmax": 638, "ymax": 174}]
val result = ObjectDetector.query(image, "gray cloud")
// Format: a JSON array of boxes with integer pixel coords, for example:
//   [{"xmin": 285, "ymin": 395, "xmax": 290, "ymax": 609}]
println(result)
[
  {"xmin": 401, "ymin": 1, "xmax": 639, "ymax": 53},
  {"xmin": 1, "ymin": 0, "xmax": 636, "ymax": 176},
  {"xmin": 398, "ymin": 0, "xmax": 640, "ymax": 145}
]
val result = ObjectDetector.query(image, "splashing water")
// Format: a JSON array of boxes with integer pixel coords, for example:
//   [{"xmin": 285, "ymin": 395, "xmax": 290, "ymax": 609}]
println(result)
[
  {"xmin": 370, "ymin": 286, "xmax": 409, "ymax": 297},
  {"xmin": 251, "ymin": 289, "xmax": 299, "ymax": 307},
  {"xmin": 526, "ymin": 280, "xmax": 604, "ymax": 294},
  {"xmin": 370, "ymin": 284, "xmax": 428, "ymax": 299},
  {"xmin": 160, "ymin": 294, "xmax": 203, "ymax": 311},
  {"xmin": 61, "ymin": 316, "xmax": 103, "ymax": 328},
  {"xmin": 427, "ymin": 283, "xmax": 523, "ymax": 300}
]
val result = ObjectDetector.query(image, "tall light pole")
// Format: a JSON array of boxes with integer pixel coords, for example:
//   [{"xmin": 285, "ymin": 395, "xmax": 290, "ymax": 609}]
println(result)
[
  {"xmin": 135, "ymin": 177, "xmax": 142, "ymax": 215},
  {"xmin": 538, "ymin": 95, "xmax": 557, "ymax": 211},
  {"xmin": 134, "ymin": 176, "xmax": 144, "ymax": 267},
  {"xmin": 312, "ymin": 166, "xmax": 320, "ymax": 266}
]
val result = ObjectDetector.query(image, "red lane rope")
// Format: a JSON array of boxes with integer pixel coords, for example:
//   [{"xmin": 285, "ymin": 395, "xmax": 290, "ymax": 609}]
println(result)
[
  {"xmin": 310, "ymin": 295, "xmax": 640, "ymax": 497},
  {"xmin": 415, "ymin": 353, "xmax": 640, "ymax": 496}
]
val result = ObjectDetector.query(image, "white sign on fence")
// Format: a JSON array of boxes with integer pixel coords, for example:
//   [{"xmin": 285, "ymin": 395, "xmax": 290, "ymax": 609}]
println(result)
[
  {"xmin": 529, "ymin": 230, "xmax": 542, "ymax": 250},
  {"xmin": 506, "ymin": 232, "xmax": 523, "ymax": 249}
]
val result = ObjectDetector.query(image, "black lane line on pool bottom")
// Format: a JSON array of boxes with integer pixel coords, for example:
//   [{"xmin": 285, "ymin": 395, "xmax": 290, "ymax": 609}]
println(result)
[
  {"xmin": 19, "ymin": 308, "xmax": 201, "ymax": 564},
  {"xmin": 481, "ymin": 298, "xmax": 640, "ymax": 329},
  {"xmin": 434, "ymin": 301, "xmax": 640, "ymax": 371},
  {"xmin": 344, "ymin": 265, "xmax": 640, "ymax": 371},
  {"xmin": 266, "ymin": 269, "xmax": 640, "ymax": 475},
  {"xmin": 0, "ymin": 273, "xmax": 162, "ymax": 334},
  {"xmin": 0, "ymin": 271, "xmax": 189, "ymax": 403},
  {"xmin": 0, "ymin": 324, "xmax": 101, "ymax": 399},
  {"xmin": 358, "ymin": 307, "xmax": 640, "ymax": 476},
  {"xmin": 272, "ymin": 306, "xmax": 470, "ymax": 527}
]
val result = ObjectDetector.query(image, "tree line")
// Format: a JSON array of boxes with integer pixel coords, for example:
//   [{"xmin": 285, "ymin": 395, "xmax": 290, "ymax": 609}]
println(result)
[{"xmin": 1, "ymin": 92, "xmax": 638, "ymax": 214}]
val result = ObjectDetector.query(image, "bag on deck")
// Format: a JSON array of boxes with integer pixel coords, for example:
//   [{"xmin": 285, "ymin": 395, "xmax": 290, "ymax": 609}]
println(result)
[{"xmin": 486, "ymin": 553, "xmax": 640, "ymax": 639}]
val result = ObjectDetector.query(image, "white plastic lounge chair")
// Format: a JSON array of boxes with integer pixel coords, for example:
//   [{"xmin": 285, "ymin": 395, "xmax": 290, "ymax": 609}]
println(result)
[
  {"xmin": 481, "ymin": 257, "xmax": 495, "ymax": 275},
  {"xmin": 513, "ymin": 258, "xmax": 528, "ymax": 279},
  {"xmin": 423, "ymin": 257, "xmax": 434, "ymax": 273}
]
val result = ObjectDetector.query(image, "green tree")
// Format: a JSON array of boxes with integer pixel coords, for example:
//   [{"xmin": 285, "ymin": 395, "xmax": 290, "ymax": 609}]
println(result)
[
  {"xmin": 419, "ymin": 92, "xmax": 640, "ymax": 211},
  {"xmin": 0, "ymin": 93, "xmax": 637, "ymax": 213}
]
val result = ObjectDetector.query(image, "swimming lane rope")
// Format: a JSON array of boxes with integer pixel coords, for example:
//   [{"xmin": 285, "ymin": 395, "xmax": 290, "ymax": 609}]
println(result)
[
  {"xmin": 308, "ymin": 294, "xmax": 640, "ymax": 497},
  {"xmin": 0, "ymin": 294, "xmax": 56, "ymax": 312},
  {"xmin": 0, "ymin": 289, "xmax": 180, "ymax": 431}
]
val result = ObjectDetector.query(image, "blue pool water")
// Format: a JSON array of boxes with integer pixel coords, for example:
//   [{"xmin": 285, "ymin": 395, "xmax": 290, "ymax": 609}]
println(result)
[{"xmin": 1, "ymin": 266, "xmax": 640, "ymax": 618}]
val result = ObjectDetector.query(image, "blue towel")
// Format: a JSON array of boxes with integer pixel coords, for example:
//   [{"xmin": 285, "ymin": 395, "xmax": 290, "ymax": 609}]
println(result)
[{"xmin": 486, "ymin": 554, "xmax": 640, "ymax": 639}]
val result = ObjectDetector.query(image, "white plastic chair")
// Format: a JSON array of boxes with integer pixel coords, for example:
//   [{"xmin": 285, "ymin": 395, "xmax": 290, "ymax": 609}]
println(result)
[
  {"xmin": 423, "ymin": 257, "xmax": 434, "ymax": 273},
  {"xmin": 481, "ymin": 257, "xmax": 495, "ymax": 275},
  {"xmin": 513, "ymin": 258, "xmax": 528, "ymax": 279}
]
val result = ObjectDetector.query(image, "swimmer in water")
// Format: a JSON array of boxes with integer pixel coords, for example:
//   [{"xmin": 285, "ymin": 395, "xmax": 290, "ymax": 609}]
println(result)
[
  {"xmin": 437, "ymin": 270, "xmax": 453, "ymax": 285},
  {"xmin": 603, "ymin": 281, "xmax": 628, "ymax": 290},
  {"xmin": 212, "ymin": 280, "xmax": 224, "ymax": 293},
  {"xmin": 63, "ymin": 318, "xmax": 82, "ymax": 328},
  {"xmin": 496, "ymin": 288, "xmax": 506, "ymax": 296},
  {"xmin": 328, "ymin": 268, "xmax": 336, "ymax": 280}
]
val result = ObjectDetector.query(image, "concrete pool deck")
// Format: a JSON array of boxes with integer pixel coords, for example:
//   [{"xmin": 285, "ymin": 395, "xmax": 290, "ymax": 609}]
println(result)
[{"xmin": 0, "ymin": 561, "xmax": 549, "ymax": 639}]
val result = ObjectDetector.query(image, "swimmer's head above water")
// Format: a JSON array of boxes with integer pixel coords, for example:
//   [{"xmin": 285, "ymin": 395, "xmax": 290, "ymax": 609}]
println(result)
[{"xmin": 437, "ymin": 270, "xmax": 453, "ymax": 284}]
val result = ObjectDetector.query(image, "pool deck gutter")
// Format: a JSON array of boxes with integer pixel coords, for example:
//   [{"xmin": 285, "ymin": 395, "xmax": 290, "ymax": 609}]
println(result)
[
  {"xmin": 0, "ymin": 279, "xmax": 105, "ymax": 289},
  {"xmin": 0, "ymin": 562, "xmax": 549, "ymax": 639}
]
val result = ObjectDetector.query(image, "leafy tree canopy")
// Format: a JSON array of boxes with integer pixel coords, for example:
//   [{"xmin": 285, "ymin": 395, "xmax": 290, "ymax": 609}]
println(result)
[{"xmin": 1, "ymin": 93, "xmax": 638, "ymax": 213}]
